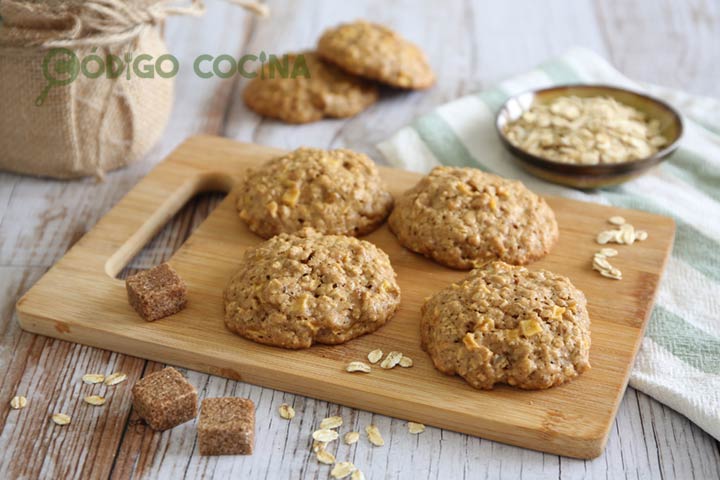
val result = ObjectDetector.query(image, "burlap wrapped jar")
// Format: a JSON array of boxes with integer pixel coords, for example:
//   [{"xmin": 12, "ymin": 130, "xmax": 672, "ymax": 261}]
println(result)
[{"xmin": 0, "ymin": 0, "xmax": 178, "ymax": 179}]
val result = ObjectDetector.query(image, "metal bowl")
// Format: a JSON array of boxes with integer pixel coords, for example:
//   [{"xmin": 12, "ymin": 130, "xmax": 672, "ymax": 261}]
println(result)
[{"xmin": 495, "ymin": 85, "xmax": 683, "ymax": 189}]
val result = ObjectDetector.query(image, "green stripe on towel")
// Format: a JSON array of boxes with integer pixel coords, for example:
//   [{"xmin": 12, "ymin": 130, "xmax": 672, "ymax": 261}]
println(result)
[
  {"xmin": 476, "ymin": 88, "xmax": 510, "ymax": 113},
  {"xmin": 647, "ymin": 306, "xmax": 720, "ymax": 374},
  {"xmin": 538, "ymin": 59, "xmax": 585, "ymax": 85},
  {"xmin": 412, "ymin": 114, "xmax": 487, "ymax": 170},
  {"xmin": 475, "ymin": 58, "xmax": 584, "ymax": 116},
  {"xmin": 664, "ymin": 148, "xmax": 720, "ymax": 203}
]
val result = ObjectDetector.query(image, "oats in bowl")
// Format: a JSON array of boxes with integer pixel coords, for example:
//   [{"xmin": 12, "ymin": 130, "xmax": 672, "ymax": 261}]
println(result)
[
  {"xmin": 502, "ymin": 95, "xmax": 668, "ymax": 165},
  {"xmin": 496, "ymin": 85, "xmax": 683, "ymax": 188}
]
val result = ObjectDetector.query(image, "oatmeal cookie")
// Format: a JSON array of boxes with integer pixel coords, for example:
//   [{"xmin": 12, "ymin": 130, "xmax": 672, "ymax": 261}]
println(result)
[
  {"xmin": 421, "ymin": 261, "xmax": 591, "ymax": 390},
  {"xmin": 317, "ymin": 21, "xmax": 435, "ymax": 89},
  {"xmin": 243, "ymin": 51, "xmax": 378, "ymax": 123},
  {"xmin": 238, "ymin": 147, "xmax": 393, "ymax": 238},
  {"xmin": 223, "ymin": 229, "xmax": 401, "ymax": 349},
  {"xmin": 388, "ymin": 166, "xmax": 558, "ymax": 269}
]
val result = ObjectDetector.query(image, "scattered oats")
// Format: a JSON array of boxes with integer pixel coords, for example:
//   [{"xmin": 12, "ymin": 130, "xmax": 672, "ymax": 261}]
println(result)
[
  {"xmin": 502, "ymin": 95, "xmax": 668, "ymax": 165},
  {"xmin": 380, "ymin": 351, "xmax": 402, "ymax": 370},
  {"xmin": 365, "ymin": 424, "xmax": 385, "ymax": 446},
  {"xmin": 312, "ymin": 440, "xmax": 326, "ymax": 453},
  {"xmin": 104, "ymin": 372, "xmax": 127, "ymax": 386},
  {"xmin": 620, "ymin": 224, "xmax": 636, "ymax": 245},
  {"xmin": 592, "ymin": 255, "xmax": 613, "ymax": 271},
  {"xmin": 597, "ymin": 221, "xmax": 647, "ymax": 246},
  {"xmin": 398, "ymin": 355, "xmax": 413, "ymax": 368},
  {"xmin": 408, "ymin": 422, "xmax": 426, "ymax": 434},
  {"xmin": 351, "ymin": 470, "xmax": 366, "ymax": 480},
  {"xmin": 593, "ymin": 249, "xmax": 623, "ymax": 280},
  {"xmin": 84, "ymin": 395, "xmax": 106, "ymax": 406},
  {"xmin": 316, "ymin": 449, "xmax": 336, "ymax": 465},
  {"xmin": 51, "ymin": 413, "xmax": 71, "ymax": 425},
  {"xmin": 346, "ymin": 361, "xmax": 371, "ymax": 373},
  {"xmin": 599, "ymin": 268, "xmax": 622, "ymax": 280},
  {"xmin": 608, "ymin": 216, "xmax": 626, "ymax": 226},
  {"xmin": 82, "ymin": 373, "xmax": 105, "ymax": 385},
  {"xmin": 331, "ymin": 462, "xmax": 357, "ymax": 479},
  {"xmin": 367, "ymin": 349, "xmax": 383, "ymax": 364},
  {"xmin": 596, "ymin": 231, "xmax": 615, "ymax": 245},
  {"xmin": 278, "ymin": 403, "xmax": 295, "ymax": 420},
  {"xmin": 613, "ymin": 230, "xmax": 625, "ymax": 244},
  {"xmin": 320, "ymin": 416, "xmax": 343, "ymax": 429},
  {"xmin": 344, "ymin": 431, "xmax": 360, "ymax": 444},
  {"xmin": 10, "ymin": 396, "xmax": 27, "ymax": 410},
  {"xmin": 312, "ymin": 428, "xmax": 339, "ymax": 443}
]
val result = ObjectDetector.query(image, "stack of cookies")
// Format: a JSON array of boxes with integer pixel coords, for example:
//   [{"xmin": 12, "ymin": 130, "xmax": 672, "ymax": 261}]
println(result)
[
  {"xmin": 226, "ymin": 147, "xmax": 401, "ymax": 349},
  {"xmin": 243, "ymin": 20, "xmax": 435, "ymax": 124},
  {"xmin": 225, "ymin": 147, "xmax": 592, "ymax": 391}
]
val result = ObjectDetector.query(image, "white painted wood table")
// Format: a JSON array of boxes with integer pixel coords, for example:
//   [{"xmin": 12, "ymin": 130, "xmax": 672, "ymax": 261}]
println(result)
[{"xmin": 1, "ymin": 0, "xmax": 719, "ymax": 478}]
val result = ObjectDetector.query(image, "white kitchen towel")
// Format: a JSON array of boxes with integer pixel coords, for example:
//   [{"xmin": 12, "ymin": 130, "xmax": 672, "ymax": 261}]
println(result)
[{"xmin": 377, "ymin": 47, "xmax": 720, "ymax": 441}]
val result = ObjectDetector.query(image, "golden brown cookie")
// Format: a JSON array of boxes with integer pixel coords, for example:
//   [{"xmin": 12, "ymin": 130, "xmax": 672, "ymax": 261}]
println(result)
[
  {"xmin": 317, "ymin": 21, "xmax": 435, "ymax": 89},
  {"xmin": 224, "ymin": 229, "xmax": 401, "ymax": 349},
  {"xmin": 237, "ymin": 147, "xmax": 393, "ymax": 239},
  {"xmin": 388, "ymin": 166, "xmax": 558, "ymax": 269},
  {"xmin": 421, "ymin": 261, "xmax": 591, "ymax": 390},
  {"xmin": 243, "ymin": 51, "xmax": 379, "ymax": 124}
]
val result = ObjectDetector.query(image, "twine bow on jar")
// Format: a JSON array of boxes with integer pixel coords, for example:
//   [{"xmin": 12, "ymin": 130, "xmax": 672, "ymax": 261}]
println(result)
[{"xmin": 0, "ymin": 0, "xmax": 269, "ymax": 179}]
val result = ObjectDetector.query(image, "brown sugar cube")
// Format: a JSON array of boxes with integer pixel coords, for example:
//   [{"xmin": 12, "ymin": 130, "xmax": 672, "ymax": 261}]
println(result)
[
  {"xmin": 198, "ymin": 397, "xmax": 255, "ymax": 455},
  {"xmin": 126, "ymin": 263, "xmax": 187, "ymax": 321},
  {"xmin": 132, "ymin": 367, "xmax": 197, "ymax": 431}
]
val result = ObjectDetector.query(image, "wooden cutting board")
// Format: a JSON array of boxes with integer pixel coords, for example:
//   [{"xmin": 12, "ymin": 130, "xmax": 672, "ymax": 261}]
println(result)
[{"xmin": 16, "ymin": 135, "xmax": 674, "ymax": 459}]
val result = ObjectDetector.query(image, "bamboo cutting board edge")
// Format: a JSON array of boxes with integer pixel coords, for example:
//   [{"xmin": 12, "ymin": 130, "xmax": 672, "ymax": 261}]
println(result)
[{"xmin": 16, "ymin": 135, "xmax": 675, "ymax": 459}]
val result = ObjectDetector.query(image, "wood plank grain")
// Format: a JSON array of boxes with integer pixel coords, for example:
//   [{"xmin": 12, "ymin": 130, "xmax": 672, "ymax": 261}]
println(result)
[
  {"xmin": 0, "ymin": 202, "xmax": 229, "ymax": 479},
  {"xmin": 0, "ymin": 2, "xmax": 259, "ymax": 478},
  {"xmin": 635, "ymin": 390, "xmax": 720, "ymax": 479},
  {"xmin": 0, "ymin": 266, "xmax": 144, "ymax": 479},
  {"xmin": 0, "ymin": 267, "xmax": 45, "ymax": 428},
  {"xmin": 16, "ymin": 136, "xmax": 676, "ymax": 459},
  {"xmin": 111, "ymin": 0, "xmax": 719, "ymax": 476},
  {"xmin": 118, "ymin": 192, "xmax": 226, "ymax": 278},
  {"xmin": 596, "ymin": 0, "xmax": 720, "ymax": 98}
]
